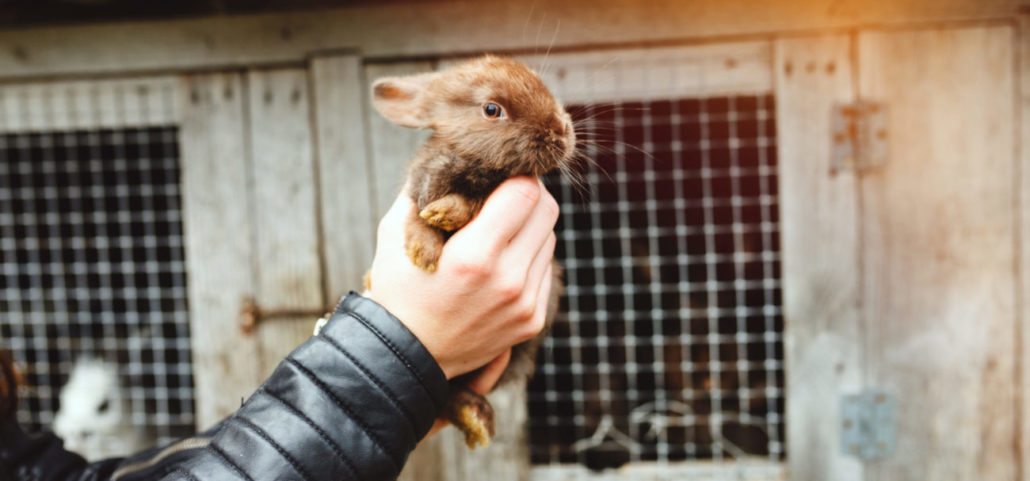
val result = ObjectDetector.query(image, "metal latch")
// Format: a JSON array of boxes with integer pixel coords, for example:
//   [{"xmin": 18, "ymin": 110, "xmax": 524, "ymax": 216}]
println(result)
[
  {"xmin": 238, "ymin": 297, "xmax": 332, "ymax": 335},
  {"xmin": 841, "ymin": 390, "xmax": 895, "ymax": 460},
  {"xmin": 831, "ymin": 101, "xmax": 888, "ymax": 174}
]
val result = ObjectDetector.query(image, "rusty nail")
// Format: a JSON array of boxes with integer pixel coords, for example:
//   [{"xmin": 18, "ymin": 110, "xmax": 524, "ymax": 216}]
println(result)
[{"xmin": 239, "ymin": 297, "xmax": 258, "ymax": 335}]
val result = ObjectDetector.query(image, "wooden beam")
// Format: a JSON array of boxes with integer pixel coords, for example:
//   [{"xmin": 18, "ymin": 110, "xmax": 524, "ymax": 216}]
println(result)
[
  {"xmin": 309, "ymin": 53, "xmax": 376, "ymax": 303},
  {"xmin": 774, "ymin": 34, "xmax": 864, "ymax": 481},
  {"xmin": 178, "ymin": 72, "xmax": 263, "ymax": 427},
  {"xmin": 0, "ymin": 0, "xmax": 1021, "ymax": 80},
  {"xmin": 1019, "ymin": 14, "xmax": 1030, "ymax": 481},
  {"xmin": 244, "ymin": 68, "xmax": 325, "ymax": 376}
]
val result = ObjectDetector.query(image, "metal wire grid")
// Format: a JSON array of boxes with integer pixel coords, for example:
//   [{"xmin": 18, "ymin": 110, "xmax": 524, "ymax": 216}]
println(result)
[
  {"xmin": 0, "ymin": 126, "xmax": 194, "ymax": 444},
  {"xmin": 529, "ymin": 94, "xmax": 783, "ymax": 467}
]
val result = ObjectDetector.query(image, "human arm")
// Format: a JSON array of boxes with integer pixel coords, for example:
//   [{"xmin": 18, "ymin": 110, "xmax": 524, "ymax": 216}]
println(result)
[
  {"xmin": 0, "ymin": 177, "xmax": 557, "ymax": 480},
  {"xmin": 157, "ymin": 177, "xmax": 557, "ymax": 479}
]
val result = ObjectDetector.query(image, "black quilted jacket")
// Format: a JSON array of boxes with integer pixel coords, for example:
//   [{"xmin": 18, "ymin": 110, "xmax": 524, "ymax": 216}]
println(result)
[{"xmin": 0, "ymin": 293, "xmax": 449, "ymax": 480}]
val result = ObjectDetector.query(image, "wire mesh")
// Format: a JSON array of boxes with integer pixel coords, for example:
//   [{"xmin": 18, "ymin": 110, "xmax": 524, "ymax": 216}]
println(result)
[
  {"xmin": 0, "ymin": 126, "xmax": 194, "ymax": 444},
  {"xmin": 529, "ymin": 93, "xmax": 783, "ymax": 469}
]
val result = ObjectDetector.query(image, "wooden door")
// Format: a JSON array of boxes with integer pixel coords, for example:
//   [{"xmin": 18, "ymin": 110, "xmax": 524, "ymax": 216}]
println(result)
[
  {"xmin": 777, "ymin": 24, "xmax": 1017, "ymax": 481},
  {"xmin": 179, "ymin": 55, "xmax": 374, "ymax": 428},
  {"xmin": 858, "ymin": 25, "xmax": 1016, "ymax": 481}
]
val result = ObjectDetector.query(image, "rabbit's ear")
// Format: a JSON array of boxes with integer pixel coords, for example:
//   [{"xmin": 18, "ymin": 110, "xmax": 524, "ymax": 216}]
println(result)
[{"xmin": 372, "ymin": 72, "xmax": 438, "ymax": 129}]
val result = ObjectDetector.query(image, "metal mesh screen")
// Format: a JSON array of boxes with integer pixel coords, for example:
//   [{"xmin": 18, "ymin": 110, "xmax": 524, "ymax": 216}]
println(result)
[
  {"xmin": 0, "ymin": 126, "xmax": 194, "ymax": 444},
  {"xmin": 529, "ymin": 94, "xmax": 783, "ymax": 468}
]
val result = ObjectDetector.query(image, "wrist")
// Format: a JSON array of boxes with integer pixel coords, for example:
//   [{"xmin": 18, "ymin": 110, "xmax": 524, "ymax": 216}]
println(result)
[{"xmin": 362, "ymin": 291, "xmax": 459, "ymax": 379}]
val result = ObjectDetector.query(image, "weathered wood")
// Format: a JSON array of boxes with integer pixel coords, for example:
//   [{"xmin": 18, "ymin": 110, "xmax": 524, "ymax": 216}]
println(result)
[
  {"xmin": 177, "ymin": 72, "xmax": 262, "ymax": 428},
  {"xmin": 515, "ymin": 41, "xmax": 773, "ymax": 103},
  {"xmin": 773, "ymin": 35, "xmax": 864, "ymax": 481},
  {"xmin": 364, "ymin": 61, "xmax": 434, "ymax": 220},
  {"xmin": 0, "ymin": 77, "xmax": 178, "ymax": 133},
  {"xmin": 1020, "ymin": 14, "xmax": 1030, "ymax": 480},
  {"xmin": 858, "ymin": 25, "xmax": 1017, "ymax": 480},
  {"xmin": 309, "ymin": 53, "xmax": 377, "ymax": 302},
  {"xmin": 0, "ymin": 0, "xmax": 1021, "ymax": 80},
  {"xmin": 529, "ymin": 461, "xmax": 785, "ymax": 481},
  {"xmin": 244, "ymin": 68, "xmax": 324, "ymax": 376}
]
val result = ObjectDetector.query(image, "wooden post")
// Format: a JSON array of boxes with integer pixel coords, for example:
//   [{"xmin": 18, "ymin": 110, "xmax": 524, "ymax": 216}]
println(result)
[
  {"xmin": 244, "ymin": 68, "xmax": 324, "ymax": 376},
  {"xmin": 774, "ymin": 34, "xmax": 865, "ymax": 481},
  {"xmin": 309, "ymin": 53, "xmax": 377, "ymax": 302},
  {"xmin": 178, "ymin": 72, "xmax": 263, "ymax": 428}
]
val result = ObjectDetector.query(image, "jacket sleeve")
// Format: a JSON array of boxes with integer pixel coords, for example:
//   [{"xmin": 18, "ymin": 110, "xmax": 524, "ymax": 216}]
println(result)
[
  {"xmin": 161, "ymin": 292, "xmax": 449, "ymax": 481},
  {"xmin": 0, "ymin": 421, "xmax": 122, "ymax": 481}
]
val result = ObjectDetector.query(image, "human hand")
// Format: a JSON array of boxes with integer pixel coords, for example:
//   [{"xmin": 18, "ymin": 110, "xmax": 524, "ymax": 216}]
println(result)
[{"xmin": 365, "ymin": 176, "xmax": 558, "ymax": 380}]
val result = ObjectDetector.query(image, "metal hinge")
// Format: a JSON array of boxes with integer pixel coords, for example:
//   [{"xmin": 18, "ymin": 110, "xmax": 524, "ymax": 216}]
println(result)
[
  {"xmin": 831, "ymin": 101, "xmax": 888, "ymax": 174},
  {"xmin": 841, "ymin": 390, "xmax": 895, "ymax": 460}
]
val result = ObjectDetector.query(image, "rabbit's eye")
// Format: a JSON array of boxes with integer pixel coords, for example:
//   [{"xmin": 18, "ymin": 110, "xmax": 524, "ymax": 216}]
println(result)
[
  {"xmin": 483, "ymin": 103, "xmax": 505, "ymax": 119},
  {"xmin": 98, "ymin": 398, "xmax": 110, "ymax": 413}
]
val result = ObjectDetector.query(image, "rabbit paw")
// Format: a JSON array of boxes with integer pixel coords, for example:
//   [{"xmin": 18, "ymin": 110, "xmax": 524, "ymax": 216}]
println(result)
[
  {"xmin": 447, "ymin": 388, "xmax": 495, "ymax": 449},
  {"xmin": 404, "ymin": 217, "xmax": 445, "ymax": 272},
  {"xmin": 419, "ymin": 194, "xmax": 474, "ymax": 232},
  {"xmin": 405, "ymin": 240, "xmax": 440, "ymax": 272}
]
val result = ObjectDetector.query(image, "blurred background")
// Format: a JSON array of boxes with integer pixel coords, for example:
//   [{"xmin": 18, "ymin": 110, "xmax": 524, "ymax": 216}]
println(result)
[{"xmin": 0, "ymin": 0, "xmax": 1024, "ymax": 480}]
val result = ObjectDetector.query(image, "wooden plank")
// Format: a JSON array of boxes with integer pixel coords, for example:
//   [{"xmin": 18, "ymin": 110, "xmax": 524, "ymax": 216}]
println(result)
[
  {"xmin": 177, "ymin": 72, "xmax": 262, "ymax": 428},
  {"xmin": 0, "ymin": 0, "xmax": 1020, "ymax": 80},
  {"xmin": 773, "ymin": 35, "xmax": 864, "ymax": 481},
  {"xmin": 530, "ymin": 461, "xmax": 785, "ymax": 481},
  {"xmin": 857, "ymin": 25, "xmax": 1017, "ymax": 480},
  {"xmin": 364, "ymin": 61, "xmax": 433, "ymax": 220},
  {"xmin": 309, "ymin": 53, "xmax": 376, "ymax": 301},
  {"xmin": 245, "ymin": 68, "xmax": 324, "ymax": 377},
  {"xmin": 515, "ymin": 41, "xmax": 774, "ymax": 104},
  {"xmin": 0, "ymin": 77, "xmax": 178, "ymax": 133},
  {"xmin": 1021, "ymin": 14, "xmax": 1030, "ymax": 480}
]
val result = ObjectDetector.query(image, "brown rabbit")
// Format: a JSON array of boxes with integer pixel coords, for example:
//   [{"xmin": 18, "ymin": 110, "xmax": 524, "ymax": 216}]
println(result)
[{"xmin": 370, "ymin": 55, "xmax": 575, "ymax": 448}]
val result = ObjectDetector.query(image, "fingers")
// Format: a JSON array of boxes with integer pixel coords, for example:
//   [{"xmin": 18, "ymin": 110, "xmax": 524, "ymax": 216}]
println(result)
[
  {"xmin": 527, "ymin": 262, "xmax": 555, "ymax": 340},
  {"xmin": 455, "ymin": 177, "xmax": 541, "ymax": 252},
  {"xmin": 467, "ymin": 349, "xmax": 512, "ymax": 395},
  {"xmin": 505, "ymin": 183, "xmax": 559, "ymax": 264},
  {"xmin": 517, "ymin": 231, "xmax": 555, "ymax": 322}
]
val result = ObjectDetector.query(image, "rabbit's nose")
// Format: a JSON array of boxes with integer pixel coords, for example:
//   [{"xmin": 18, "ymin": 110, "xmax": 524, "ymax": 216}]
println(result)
[{"xmin": 549, "ymin": 115, "xmax": 566, "ymax": 137}]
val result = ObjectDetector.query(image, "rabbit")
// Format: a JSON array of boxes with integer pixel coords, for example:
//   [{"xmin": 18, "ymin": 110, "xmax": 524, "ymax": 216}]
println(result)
[
  {"xmin": 52, "ymin": 358, "xmax": 153, "ymax": 461},
  {"xmin": 370, "ymin": 55, "xmax": 575, "ymax": 449}
]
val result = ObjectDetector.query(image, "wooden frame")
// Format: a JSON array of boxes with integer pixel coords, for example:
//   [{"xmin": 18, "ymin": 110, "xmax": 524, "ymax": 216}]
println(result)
[
  {"xmin": 1021, "ymin": 14, "xmax": 1030, "ymax": 481},
  {"xmin": 0, "ymin": 77, "xmax": 178, "ymax": 132},
  {"xmin": 774, "ymin": 34, "xmax": 864, "ymax": 481},
  {"xmin": 0, "ymin": 0, "xmax": 1021, "ymax": 80},
  {"xmin": 2, "ymin": 4, "xmax": 1027, "ymax": 480}
]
